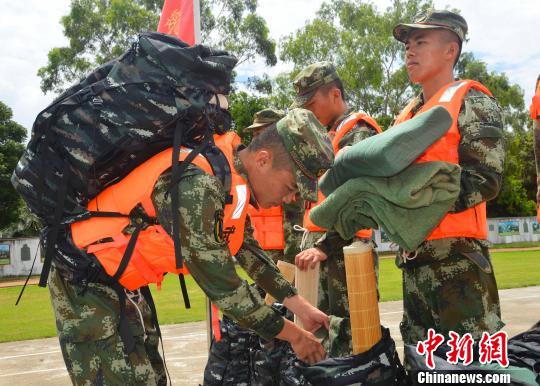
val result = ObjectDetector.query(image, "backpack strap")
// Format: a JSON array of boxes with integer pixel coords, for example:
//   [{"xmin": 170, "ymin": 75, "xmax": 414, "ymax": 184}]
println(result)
[
  {"xmin": 110, "ymin": 282, "xmax": 136, "ymax": 354},
  {"xmin": 39, "ymin": 163, "xmax": 70, "ymax": 287},
  {"xmin": 203, "ymin": 143, "xmax": 233, "ymax": 204},
  {"xmin": 169, "ymin": 119, "xmax": 215, "ymax": 309},
  {"xmin": 140, "ymin": 285, "xmax": 172, "ymax": 384}
]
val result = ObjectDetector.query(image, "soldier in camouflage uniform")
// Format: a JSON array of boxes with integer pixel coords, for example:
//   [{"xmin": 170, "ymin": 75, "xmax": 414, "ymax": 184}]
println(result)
[
  {"xmin": 49, "ymin": 108, "xmax": 333, "ymax": 385},
  {"xmin": 245, "ymin": 108, "xmax": 305, "ymax": 264},
  {"xmin": 292, "ymin": 62, "xmax": 380, "ymax": 357},
  {"xmin": 392, "ymin": 9, "xmax": 505, "ymax": 370}
]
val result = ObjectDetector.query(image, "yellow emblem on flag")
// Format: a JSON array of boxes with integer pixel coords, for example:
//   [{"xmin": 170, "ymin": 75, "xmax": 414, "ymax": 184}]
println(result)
[{"xmin": 165, "ymin": 9, "xmax": 182, "ymax": 35}]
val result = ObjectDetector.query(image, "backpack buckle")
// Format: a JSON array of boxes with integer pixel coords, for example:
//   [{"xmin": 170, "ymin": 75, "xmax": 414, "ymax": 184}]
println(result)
[{"xmin": 91, "ymin": 96, "xmax": 103, "ymax": 107}]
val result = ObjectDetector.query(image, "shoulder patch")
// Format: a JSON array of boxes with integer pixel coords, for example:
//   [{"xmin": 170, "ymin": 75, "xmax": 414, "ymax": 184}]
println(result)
[{"xmin": 214, "ymin": 209, "xmax": 224, "ymax": 243}]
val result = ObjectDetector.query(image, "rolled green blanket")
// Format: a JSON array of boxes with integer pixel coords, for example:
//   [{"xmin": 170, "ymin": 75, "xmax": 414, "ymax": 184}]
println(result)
[
  {"xmin": 319, "ymin": 105, "xmax": 452, "ymax": 196},
  {"xmin": 311, "ymin": 162, "xmax": 461, "ymax": 251}
]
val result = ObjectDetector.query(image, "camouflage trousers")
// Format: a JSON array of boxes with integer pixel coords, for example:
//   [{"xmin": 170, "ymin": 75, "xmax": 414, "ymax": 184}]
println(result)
[
  {"xmin": 397, "ymin": 245, "xmax": 504, "ymax": 347},
  {"xmin": 48, "ymin": 264, "xmax": 166, "ymax": 385}
]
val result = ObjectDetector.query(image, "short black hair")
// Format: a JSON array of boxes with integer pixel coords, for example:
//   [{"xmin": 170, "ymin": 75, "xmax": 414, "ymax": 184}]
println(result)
[
  {"xmin": 440, "ymin": 29, "xmax": 462, "ymax": 67},
  {"xmin": 247, "ymin": 123, "xmax": 293, "ymax": 170},
  {"xmin": 319, "ymin": 78, "xmax": 346, "ymax": 101}
]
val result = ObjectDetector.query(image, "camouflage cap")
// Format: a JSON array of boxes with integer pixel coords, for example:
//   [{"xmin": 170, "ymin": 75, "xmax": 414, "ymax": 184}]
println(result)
[
  {"xmin": 246, "ymin": 108, "xmax": 286, "ymax": 130},
  {"xmin": 393, "ymin": 9, "xmax": 468, "ymax": 43},
  {"xmin": 276, "ymin": 108, "xmax": 334, "ymax": 202},
  {"xmin": 292, "ymin": 62, "xmax": 339, "ymax": 108}
]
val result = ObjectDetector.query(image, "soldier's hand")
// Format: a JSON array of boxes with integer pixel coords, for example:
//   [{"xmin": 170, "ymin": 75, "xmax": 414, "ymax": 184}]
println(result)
[
  {"xmin": 295, "ymin": 247, "xmax": 327, "ymax": 271},
  {"xmin": 290, "ymin": 329, "xmax": 326, "ymax": 364},
  {"xmin": 276, "ymin": 319, "xmax": 326, "ymax": 364},
  {"xmin": 283, "ymin": 294, "xmax": 329, "ymax": 332}
]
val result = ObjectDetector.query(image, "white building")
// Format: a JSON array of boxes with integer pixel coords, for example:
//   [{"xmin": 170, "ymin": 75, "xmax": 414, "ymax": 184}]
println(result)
[{"xmin": 0, "ymin": 237, "xmax": 43, "ymax": 277}]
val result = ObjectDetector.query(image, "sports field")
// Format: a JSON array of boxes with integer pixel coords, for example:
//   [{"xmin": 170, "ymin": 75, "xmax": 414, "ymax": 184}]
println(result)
[{"xmin": 0, "ymin": 249, "xmax": 538, "ymax": 343}]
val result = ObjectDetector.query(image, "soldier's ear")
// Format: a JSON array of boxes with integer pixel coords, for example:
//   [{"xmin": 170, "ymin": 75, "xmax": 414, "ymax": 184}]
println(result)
[
  {"xmin": 334, "ymin": 86, "xmax": 342, "ymax": 100},
  {"xmin": 254, "ymin": 149, "xmax": 273, "ymax": 171}
]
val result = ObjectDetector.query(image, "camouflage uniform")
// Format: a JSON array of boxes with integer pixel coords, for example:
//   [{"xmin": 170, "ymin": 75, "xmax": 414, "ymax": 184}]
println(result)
[
  {"xmin": 245, "ymin": 108, "xmax": 305, "ymax": 265},
  {"xmin": 49, "ymin": 109, "xmax": 333, "ymax": 385},
  {"xmin": 281, "ymin": 201, "xmax": 304, "ymax": 264},
  {"xmin": 393, "ymin": 10, "xmax": 506, "ymax": 351},
  {"xmin": 49, "ymin": 265, "xmax": 166, "ymax": 385},
  {"xmin": 292, "ymin": 63, "xmax": 380, "ymax": 357}
]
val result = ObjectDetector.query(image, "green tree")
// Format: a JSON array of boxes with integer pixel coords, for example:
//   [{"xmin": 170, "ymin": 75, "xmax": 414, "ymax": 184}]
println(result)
[
  {"xmin": 456, "ymin": 53, "xmax": 536, "ymax": 217},
  {"xmin": 277, "ymin": 0, "xmax": 533, "ymax": 217},
  {"xmin": 200, "ymin": 0, "xmax": 276, "ymax": 66},
  {"xmin": 277, "ymin": 0, "xmax": 433, "ymax": 128},
  {"xmin": 228, "ymin": 91, "xmax": 269, "ymax": 144},
  {"xmin": 38, "ymin": 0, "xmax": 276, "ymax": 94},
  {"xmin": 0, "ymin": 102, "xmax": 27, "ymax": 230}
]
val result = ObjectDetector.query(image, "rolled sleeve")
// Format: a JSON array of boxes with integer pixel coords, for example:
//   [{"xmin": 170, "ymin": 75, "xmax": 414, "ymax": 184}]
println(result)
[{"xmin": 453, "ymin": 89, "xmax": 505, "ymax": 212}]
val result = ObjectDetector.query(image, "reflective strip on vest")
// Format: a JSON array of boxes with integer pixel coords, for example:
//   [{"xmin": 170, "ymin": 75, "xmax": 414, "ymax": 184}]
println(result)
[
  {"xmin": 303, "ymin": 113, "xmax": 382, "ymax": 239},
  {"xmin": 393, "ymin": 80, "xmax": 492, "ymax": 241},
  {"xmin": 248, "ymin": 205, "xmax": 285, "ymax": 250},
  {"xmin": 71, "ymin": 132, "xmax": 249, "ymax": 290}
]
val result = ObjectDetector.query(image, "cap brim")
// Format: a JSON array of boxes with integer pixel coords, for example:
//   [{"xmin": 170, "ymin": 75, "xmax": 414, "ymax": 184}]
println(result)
[
  {"xmin": 291, "ymin": 91, "xmax": 316, "ymax": 109},
  {"xmin": 393, "ymin": 23, "xmax": 447, "ymax": 43},
  {"xmin": 293, "ymin": 164, "xmax": 318, "ymax": 202},
  {"xmin": 245, "ymin": 122, "xmax": 270, "ymax": 130}
]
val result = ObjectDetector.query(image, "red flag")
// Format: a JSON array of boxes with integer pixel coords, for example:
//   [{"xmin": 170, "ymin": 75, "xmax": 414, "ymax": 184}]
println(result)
[{"xmin": 157, "ymin": 0, "xmax": 200, "ymax": 45}]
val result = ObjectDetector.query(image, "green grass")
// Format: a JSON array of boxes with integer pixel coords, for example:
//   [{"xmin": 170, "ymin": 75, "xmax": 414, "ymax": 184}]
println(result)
[
  {"xmin": 490, "ymin": 241, "xmax": 540, "ymax": 249},
  {"xmin": 489, "ymin": 251, "xmax": 540, "ymax": 289},
  {"xmin": 0, "ymin": 268, "xmax": 251, "ymax": 343},
  {"xmin": 1, "ymin": 251, "xmax": 538, "ymax": 343}
]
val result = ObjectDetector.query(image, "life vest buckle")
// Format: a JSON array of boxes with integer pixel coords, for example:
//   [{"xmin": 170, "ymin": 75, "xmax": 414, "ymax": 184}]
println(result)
[{"xmin": 129, "ymin": 204, "xmax": 157, "ymax": 229}]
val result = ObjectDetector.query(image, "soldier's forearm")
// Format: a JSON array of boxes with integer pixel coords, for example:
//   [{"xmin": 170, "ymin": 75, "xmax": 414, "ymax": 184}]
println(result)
[
  {"xmin": 237, "ymin": 242, "xmax": 298, "ymax": 301},
  {"xmin": 451, "ymin": 168, "xmax": 503, "ymax": 212}
]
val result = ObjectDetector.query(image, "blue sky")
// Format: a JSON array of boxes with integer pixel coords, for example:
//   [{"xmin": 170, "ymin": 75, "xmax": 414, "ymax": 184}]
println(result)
[{"xmin": 0, "ymin": 0, "xmax": 538, "ymax": 131}]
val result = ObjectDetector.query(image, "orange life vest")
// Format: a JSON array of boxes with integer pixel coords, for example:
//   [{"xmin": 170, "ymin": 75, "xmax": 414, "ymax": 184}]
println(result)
[
  {"xmin": 248, "ymin": 205, "xmax": 285, "ymax": 250},
  {"xmin": 533, "ymin": 78, "xmax": 540, "ymax": 221},
  {"xmin": 71, "ymin": 132, "xmax": 250, "ymax": 290},
  {"xmin": 530, "ymin": 78, "xmax": 540, "ymax": 120},
  {"xmin": 393, "ymin": 80, "xmax": 492, "ymax": 241},
  {"xmin": 303, "ymin": 113, "xmax": 383, "ymax": 239}
]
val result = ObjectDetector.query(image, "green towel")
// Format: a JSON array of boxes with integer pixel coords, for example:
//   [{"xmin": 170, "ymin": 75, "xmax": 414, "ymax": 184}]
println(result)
[
  {"xmin": 320, "ymin": 105, "xmax": 452, "ymax": 196},
  {"xmin": 311, "ymin": 162, "xmax": 460, "ymax": 251}
]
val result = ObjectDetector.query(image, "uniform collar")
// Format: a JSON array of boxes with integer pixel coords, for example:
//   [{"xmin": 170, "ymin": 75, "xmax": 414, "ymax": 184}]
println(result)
[
  {"xmin": 234, "ymin": 146, "xmax": 259, "ymax": 209},
  {"xmin": 409, "ymin": 94, "xmax": 425, "ymax": 116},
  {"xmin": 328, "ymin": 107, "xmax": 355, "ymax": 132}
]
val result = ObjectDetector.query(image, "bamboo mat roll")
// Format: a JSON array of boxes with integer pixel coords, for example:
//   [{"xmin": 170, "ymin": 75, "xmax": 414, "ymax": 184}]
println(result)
[
  {"xmin": 294, "ymin": 262, "xmax": 319, "ymax": 329},
  {"xmin": 344, "ymin": 241, "xmax": 381, "ymax": 354}
]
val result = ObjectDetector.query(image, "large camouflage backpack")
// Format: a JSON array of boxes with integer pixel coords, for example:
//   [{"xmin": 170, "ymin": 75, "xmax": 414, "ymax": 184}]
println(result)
[{"xmin": 11, "ymin": 32, "xmax": 237, "ymax": 290}]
